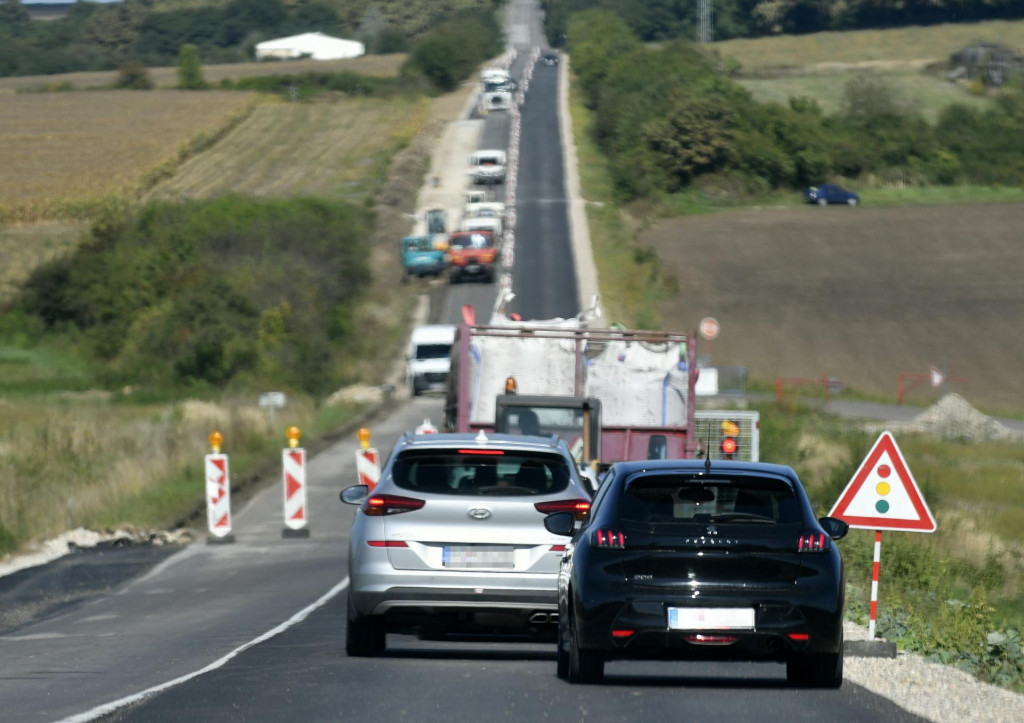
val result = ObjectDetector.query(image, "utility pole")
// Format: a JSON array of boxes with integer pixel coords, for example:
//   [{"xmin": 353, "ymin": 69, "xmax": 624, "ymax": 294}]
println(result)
[{"xmin": 697, "ymin": 0, "xmax": 713, "ymax": 45}]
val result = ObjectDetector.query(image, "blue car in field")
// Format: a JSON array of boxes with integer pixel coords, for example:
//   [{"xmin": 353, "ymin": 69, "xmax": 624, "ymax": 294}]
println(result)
[
  {"xmin": 804, "ymin": 184, "xmax": 859, "ymax": 206},
  {"xmin": 400, "ymin": 236, "xmax": 447, "ymax": 279}
]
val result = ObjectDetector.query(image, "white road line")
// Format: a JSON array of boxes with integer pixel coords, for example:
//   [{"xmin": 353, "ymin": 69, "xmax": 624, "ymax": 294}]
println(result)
[{"xmin": 56, "ymin": 576, "xmax": 351, "ymax": 723}]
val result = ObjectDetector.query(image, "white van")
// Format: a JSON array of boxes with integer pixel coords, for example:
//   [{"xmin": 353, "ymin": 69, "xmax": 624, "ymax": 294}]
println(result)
[
  {"xmin": 464, "ymin": 201, "xmax": 505, "ymax": 220},
  {"xmin": 406, "ymin": 325, "xmax": 456, "ymax": 396},
  {"xmin": 468, "ymin": 150, "xmax": 507, "ymax": 185},
  {"xmin": 460, "ymin": 215, "xmax": 503, "ymax": 236}
]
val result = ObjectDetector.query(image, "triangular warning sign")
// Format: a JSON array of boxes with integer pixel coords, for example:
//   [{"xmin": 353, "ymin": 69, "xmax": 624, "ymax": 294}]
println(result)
[{"xmin": 829, "ymin": 431, "xmax": 937, "ymax": 532}]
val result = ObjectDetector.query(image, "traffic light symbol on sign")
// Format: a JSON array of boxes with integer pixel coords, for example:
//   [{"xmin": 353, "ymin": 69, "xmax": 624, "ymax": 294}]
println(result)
[
  {"xmin": 874, "ymin": 464, "xmax": 892, "ymax": 514},
  {"xmin": 720, "ymin": 420, "xmax": 740, "ymax": 459}
]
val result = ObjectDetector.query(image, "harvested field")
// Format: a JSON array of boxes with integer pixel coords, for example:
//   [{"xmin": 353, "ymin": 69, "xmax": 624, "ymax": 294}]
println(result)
[
  {"xmin": 0, "ymin": 55, "xmax": 406, "ymax": 93},
  {"xmin": 0, "ymin": 90, "xmax": 257, "ymax": 219},
  {"xmin": 642, "ymin": 203, "xmax": 1024, "ymax": 412},
  {"xmin": 147, "ymin": 95, "xmax": 430, "ymax": 201},
  {"xmin": 712, "ymin": 20, "xmax": 1024, "ymax": 71}
]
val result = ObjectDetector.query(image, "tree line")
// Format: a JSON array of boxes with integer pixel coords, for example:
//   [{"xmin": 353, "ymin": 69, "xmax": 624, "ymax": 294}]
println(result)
[
  {"xmin": 542, "ymin": 0, "xmax": 1024, "ymax": 46},
  {"xmin": 0, "ymin": 0, "xmax": 501, "ymax": 77},
  {"xmin": 569, "ymin": 9, "xmax": 1024, "ymax": 202}
]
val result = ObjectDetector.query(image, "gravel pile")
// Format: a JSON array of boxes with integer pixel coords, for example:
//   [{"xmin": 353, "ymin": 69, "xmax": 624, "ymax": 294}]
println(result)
[
  {"xmin": 844, "ymin": 621, "xmax": 1024, "ymax": 722},
  {"xmin": 879, "ymin": 393, "xmax": 1023, "ymax": 442}
]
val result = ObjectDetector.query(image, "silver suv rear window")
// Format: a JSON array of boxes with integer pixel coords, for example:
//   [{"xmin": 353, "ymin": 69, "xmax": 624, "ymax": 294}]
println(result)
[
  {"xmin": 620, "ymin": 475, "xmax": 800, "ymax": 524},
  {"xmin": 393, "ymin": 450, "xmax": 571, "ymax": 496}
]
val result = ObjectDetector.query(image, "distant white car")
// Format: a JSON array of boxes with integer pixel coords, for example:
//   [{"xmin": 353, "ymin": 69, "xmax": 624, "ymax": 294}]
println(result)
[
  {"xmin": 469, "ymin": 150, "xmax": 507, "ymax": 185},
  {"xmin": 482, "ymin": 90, "xmax": 512, "ymax": 112}
]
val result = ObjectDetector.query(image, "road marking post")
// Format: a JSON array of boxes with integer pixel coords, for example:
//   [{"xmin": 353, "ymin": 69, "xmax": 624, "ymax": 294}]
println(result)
[
  {"xmin": 355, "ymin": 427, "xmax": 381, "ymax": 490},
  {"xmin": 205, "ymin": 431, "xmax": 234, "ymax": 544},
  {"xmin": 282, "ymin": 426, "xmax": 310, "ymax": 539}
]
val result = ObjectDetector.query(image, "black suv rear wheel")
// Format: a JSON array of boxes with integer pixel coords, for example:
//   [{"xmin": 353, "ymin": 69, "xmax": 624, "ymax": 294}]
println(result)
[
  {"xmin": 567, "ymin": 610, "xmax": 604, "ymax": 684},
  {"xmin": 346, "ymin": 596, "xmax": 385, "ymax": 657},
  {"xmin": 787, "ymin": 650, "xmax": 843, "ymax": 688}
]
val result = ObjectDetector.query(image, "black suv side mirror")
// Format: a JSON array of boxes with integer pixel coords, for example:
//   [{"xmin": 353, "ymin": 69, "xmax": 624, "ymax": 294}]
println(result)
[
  {"xmin": 544, "ymin": 512, "xmax": 575, "ymax": 537},
  {"xmin": 818, "ymin": 516, "xmax": 849, "ymax": 540}
]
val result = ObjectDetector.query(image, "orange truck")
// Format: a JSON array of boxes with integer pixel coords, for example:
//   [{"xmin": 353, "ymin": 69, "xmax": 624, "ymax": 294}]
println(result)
[{"xmin": 446, "ymin": 230, "xmax": 499, "ymax": 284}]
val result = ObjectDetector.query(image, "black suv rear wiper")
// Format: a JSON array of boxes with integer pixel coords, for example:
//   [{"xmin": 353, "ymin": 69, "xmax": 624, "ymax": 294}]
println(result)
[{"xmin": 709, "ymin": 512, "xmax": 776, "ymax": 524}]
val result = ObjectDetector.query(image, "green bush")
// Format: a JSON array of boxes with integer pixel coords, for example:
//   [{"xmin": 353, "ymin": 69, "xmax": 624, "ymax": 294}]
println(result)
[
  {"xmin": 402, "ymin": 8, "xmax": 503, "ymax": 92},
  {"xmin": 16, "ymin": 197, "xmax": 371, "ymax": 394}
]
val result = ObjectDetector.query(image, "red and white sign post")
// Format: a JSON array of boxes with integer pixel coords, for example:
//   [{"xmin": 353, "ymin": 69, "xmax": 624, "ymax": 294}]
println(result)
[
  {"xmin": 205, "ymin": 431, "xmax": 234, "ymax": 544},
  {"xmin": 355, "ymin": 427, "xmax": 381, "ymax": 491},
  {"xmin": 282, "ymin": 426, "xmax": 310, "ymax": 538},
  {"xmin": 699, "ymin": 316, "xmax": 720, "ymax": 359},
  {"xmin": 829, "ymin": 431, "xmax": 936, "ymax": 640}
]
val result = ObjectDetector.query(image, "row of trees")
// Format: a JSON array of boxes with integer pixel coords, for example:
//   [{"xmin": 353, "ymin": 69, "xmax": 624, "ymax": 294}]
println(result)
[
  {"xmin": 569, "ymin": 9, "xmax": 1024, "ymax": 201},
  {"xmin": 0, "ymin": 0, "xmax": 502, "ymax": 77},
  {"xmin": 542, "ymin": 0, "xmax": 1024, "ymax": 45}
]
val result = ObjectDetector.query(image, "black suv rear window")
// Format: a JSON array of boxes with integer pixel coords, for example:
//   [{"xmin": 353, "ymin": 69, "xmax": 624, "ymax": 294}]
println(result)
[
  {"xmin": 393, "ymin": 450, "xmax": 571, "ymax": 496},
  {"xmin": 620, "ymin": 474, "xmax": 800, "ymax": 525}
]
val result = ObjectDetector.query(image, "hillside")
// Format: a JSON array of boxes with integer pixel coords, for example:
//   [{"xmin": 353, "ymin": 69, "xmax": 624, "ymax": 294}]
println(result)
[{"xmin": 643, "ymin": 203, "xmax": 1024, "ymax": 413}]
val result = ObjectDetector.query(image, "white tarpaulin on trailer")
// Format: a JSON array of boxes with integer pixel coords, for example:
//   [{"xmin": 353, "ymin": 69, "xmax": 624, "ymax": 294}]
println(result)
[{"xmin": 469, "ymin": 313, "xmax": 689, "ymax": 425}]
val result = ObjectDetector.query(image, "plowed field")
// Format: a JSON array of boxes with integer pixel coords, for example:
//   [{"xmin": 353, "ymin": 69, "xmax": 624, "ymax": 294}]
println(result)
[{"xmin": 642, "ymin": 203, "xmax": 1024, "ymax": 411}]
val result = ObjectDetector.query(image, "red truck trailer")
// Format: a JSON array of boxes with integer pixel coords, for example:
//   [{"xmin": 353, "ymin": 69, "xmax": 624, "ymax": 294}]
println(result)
[{"xmin": 442, "ymin": 304, "xmax": 698, "ymax": 464}]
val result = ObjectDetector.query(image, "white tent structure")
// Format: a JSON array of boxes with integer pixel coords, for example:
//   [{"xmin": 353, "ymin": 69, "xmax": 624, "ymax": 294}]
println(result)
[{"xmin": 255, "ymin": 32, "xmax": 365, "ymax": 61}]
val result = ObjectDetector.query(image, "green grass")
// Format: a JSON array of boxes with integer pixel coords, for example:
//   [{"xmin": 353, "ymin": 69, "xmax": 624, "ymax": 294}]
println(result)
[
  {"xmin": 712, "ymin": 20, "xmax": 1024, "ymax": 70},
  {"xmin": 735, "ymin": 69, "xmax": 997, "ymax": 123},
  {"xmin": 0, "ymin": 341, "xmax": 98, "ymax": 395}
]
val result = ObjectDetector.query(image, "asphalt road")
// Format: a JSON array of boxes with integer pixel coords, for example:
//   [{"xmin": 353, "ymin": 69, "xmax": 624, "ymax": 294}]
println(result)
[
  {"xmin": 436, "ymin": 0, "xmax": 576, "ymax": 327},
  {"xmin": 0, "ymin": 2, "xmax": 997, "ymax": 722}
]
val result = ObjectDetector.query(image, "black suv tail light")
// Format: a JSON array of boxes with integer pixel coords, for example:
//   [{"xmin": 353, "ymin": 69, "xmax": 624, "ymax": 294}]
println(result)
[
  {"xmin": 797, "ymin": 532, "xmax": 830, "ymax": 552},
  {"xmin": 592, "ymin": 528, "xmax": 626, "ymax": 549},
  {"xmin": 362, "ymin": 494, "xmax": 425, "ymax": 516}
]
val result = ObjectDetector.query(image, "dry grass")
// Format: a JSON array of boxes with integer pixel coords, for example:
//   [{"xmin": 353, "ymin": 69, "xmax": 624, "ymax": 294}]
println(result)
[
  {"xmin": 0, "ymin": 54, "xmax": 406, "ymax": 93},
  {"xmin": 0, "ymin": 77, "xmax": 476, "ymax": 552},
  {"xmin": 147, "ymin": 94, "xmax": 430, "ymax": 202},
  {"xmin": 711, "ymin": 20, "xmax": 1024, "ymax": 122},
  {"xmin": 712, "ymin": 20, "xmax": 1024, "ymax": 71},
  {"xmin": 0, "ymin": 394, "xmax": 301, "ymax": 542},
  {"xmin": 0, "ymin": 90, "xmax": 258, "ymax": 221}
]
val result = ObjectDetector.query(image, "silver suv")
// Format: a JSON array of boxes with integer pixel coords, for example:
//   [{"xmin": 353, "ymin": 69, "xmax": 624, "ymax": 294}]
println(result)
[{"xmin": 341, "ymin": 430, "xmax": 592, "ymax": 656}]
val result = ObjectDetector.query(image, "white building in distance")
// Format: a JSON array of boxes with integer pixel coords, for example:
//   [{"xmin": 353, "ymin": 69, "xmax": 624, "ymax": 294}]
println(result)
[{"xmin": 255, "ymin": 32, "xmax": 366, "ymax": 61}]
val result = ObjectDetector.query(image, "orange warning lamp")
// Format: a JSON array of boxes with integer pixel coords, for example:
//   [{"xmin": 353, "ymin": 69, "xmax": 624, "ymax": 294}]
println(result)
[
  {"xmin": 209, "ymin": 431, "xmax": 223, "ymax": 453},
  {"xmin": 357, "ymin": 427, "xmax": 371, "ymax": 451},
  {"xmin": 287, "ymin": 426, "xmax": 302, "ymax": 449},
  {"xmin": 505, "ymin": 376, "xmax": 518, "ymax": 394}
]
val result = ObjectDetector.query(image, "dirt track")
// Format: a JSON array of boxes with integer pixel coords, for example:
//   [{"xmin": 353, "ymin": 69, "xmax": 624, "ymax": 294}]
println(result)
[{"xmin": 641, "ymin": 203, "xmax": 1024, "ymax": 412}]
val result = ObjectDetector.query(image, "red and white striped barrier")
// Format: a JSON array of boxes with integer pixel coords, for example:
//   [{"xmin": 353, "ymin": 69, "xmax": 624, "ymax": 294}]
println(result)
[
  {"xmin": 205, "ymin": 434, "xmax": 233, "ymax": 543},
  {"xmin": 868, "ymin": 530, "xmax": 882, "ymax": 639},
  {"xmin": 282, "ymin": 447, "xmax": 309, "ymax": 537},
  {"xmin": 356, "ymin": 448, "xmax": 381, "ymax": 490}
]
